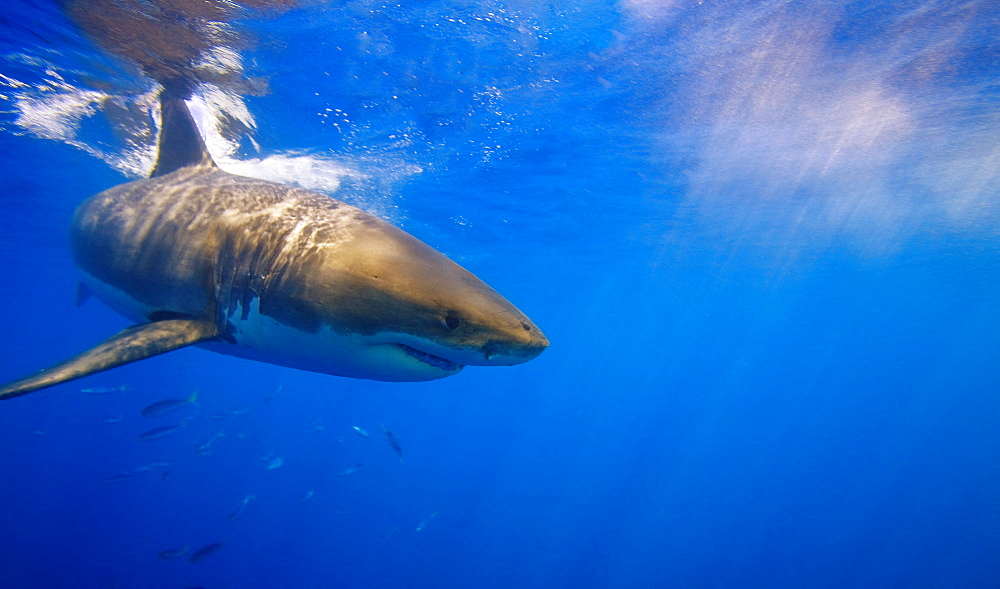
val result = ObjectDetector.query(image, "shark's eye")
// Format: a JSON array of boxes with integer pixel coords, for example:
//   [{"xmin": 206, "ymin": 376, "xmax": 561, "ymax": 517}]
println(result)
[{"xmin": 445, "ymin": 314, "xmax": 462, "ymax": 330}]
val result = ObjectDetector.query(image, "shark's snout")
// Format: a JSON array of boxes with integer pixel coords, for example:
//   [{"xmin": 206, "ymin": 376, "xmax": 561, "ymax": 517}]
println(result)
[{"xmin": 477, "ymin": 320, "xmax": 549, "ymax": 366}]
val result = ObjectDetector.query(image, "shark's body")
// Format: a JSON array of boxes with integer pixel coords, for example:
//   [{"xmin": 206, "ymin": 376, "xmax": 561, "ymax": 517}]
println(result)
[{"xmin": 0, "ymin": 90, "xmax": 547, "ymax": 400}]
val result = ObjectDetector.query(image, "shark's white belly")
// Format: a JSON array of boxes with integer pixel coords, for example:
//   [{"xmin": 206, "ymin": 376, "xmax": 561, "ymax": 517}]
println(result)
[
  {"xmin": 81, "ymin": 271, "xmax": 454, "ymax": 382},
  {"xmin": 209, "ymin": 298, "xmax": 452, "ymax": 381}
]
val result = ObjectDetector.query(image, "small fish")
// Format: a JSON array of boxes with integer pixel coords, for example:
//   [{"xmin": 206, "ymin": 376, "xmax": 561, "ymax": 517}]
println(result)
[
  {"xmin": 98, "ymin": 473, "xmax": 135, "ymax": 485},
  {"xmin": 380, "ymin": 423, "xmax": 404, "ymax": 462},
  {"xmin": 337, "ymin": 463, "xmax": 364, "ymax": 477},
  {"xmin": 31, "ymin": 430, "xmax": 46, "ymax": 436},
  {"xmin": 351, "ymin": 425, "xmax": 369, "ymax": 438},
  {"xmin": 312, "ymin": 418, "xmax": 325, "ymax": 431},
  {"xmin": 103, "ymin": 415, "xmax": 124, "ymax": 423},
  {"xmin": 263, "ymin": 384, "xmax": 282, "ymax": 403},
  {"xmin": 416, "ymin": 511, "xmax": 439, "ymax": 532},
  {"xmin": 189, "ymin": 542, "xmax": 224, "ymax": 563},
  {"xmin": 80, "ymin": 385, "xmax": 128, "ymax": 395},
  {"xmin": 195, "ymin": 430, "xmax": 225, "ymax": 455},
  {"xmin": 299, "ymin": 489, "xmax": 315, "ymax": 502},
  {"xmin": 139, "ymin": 423, "xmax": 184, "ymax": 441},
  {"xmin": 157, "ymin": 546, "xmax": 189, "ymax": 560},
  {"xmin": 141, "ymin": 391, "xmax": 198, "ymax": 418},
  {"xmin": 266, "ymin": 456, "xmax": 284, "ymax": 470},
  {"xmin": 145, "ymin": 460, "xmax": 173, "ymax": 469},
  {"xmin": 227, "ymin": 494, "xmax": 256, "ymax": 521}
]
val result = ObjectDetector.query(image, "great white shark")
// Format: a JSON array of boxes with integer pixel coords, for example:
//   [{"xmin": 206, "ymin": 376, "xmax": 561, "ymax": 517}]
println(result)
[{"xmin": 0, "ymin": 83, "xmax": 548, "ymax": 400}]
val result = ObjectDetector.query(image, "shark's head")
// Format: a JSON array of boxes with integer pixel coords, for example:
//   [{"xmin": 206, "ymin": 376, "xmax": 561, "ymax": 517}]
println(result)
[{"xmin": 258, "ymin": 212, "xmax": 549, "ymax": 382}]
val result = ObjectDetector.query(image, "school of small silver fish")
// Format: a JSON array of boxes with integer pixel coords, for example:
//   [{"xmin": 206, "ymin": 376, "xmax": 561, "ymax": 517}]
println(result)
[{"xmin": 69, "ymin": 382, "xmax": 431, "ymax": 562}]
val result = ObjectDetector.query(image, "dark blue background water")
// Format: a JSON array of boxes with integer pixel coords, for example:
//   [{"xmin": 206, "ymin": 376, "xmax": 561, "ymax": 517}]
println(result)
[{"xmin": 1, "ymin": 1, "xmax": 998, "ymax": 587}]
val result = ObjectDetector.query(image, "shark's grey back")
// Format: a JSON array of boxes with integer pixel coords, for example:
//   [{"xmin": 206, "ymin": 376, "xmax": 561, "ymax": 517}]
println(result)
[{"xmin": 71, "ymin": 166, "xmax": 372, "ymax": 327}]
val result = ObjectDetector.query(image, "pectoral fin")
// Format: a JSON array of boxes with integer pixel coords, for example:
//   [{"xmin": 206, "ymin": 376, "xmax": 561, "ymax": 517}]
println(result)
[{"xmin": 0, "ymin": 319, "xmax": 218, "ymax": 400}]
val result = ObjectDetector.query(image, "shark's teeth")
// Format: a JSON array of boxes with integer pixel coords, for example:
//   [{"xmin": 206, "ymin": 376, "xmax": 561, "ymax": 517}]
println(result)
[{"xmin": 397, "ymin": 344, "xmax": 462, "ymax": 372}]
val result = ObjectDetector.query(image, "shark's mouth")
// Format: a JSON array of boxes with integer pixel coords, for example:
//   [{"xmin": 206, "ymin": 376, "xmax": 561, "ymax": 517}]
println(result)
[{"xmin": 397, "ymin": 344, "xmax": 462, "ymax": 372}]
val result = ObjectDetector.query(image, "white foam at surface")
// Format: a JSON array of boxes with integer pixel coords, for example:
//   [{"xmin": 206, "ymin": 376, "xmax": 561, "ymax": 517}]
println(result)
[
  {"xmin": 219, "ymin": 152, "xmax": 357, "ymax": 195},
  {"xmin": 13, "ymin": 87, "xmax": 105, "ymax": 139},
  {"xmin": 185, "ymin": 85, "xmax": 256, "ymax": 161},
  {"xmin": 5, "ymin": 77, "xmax": 420, "ymax": 214},
  {"xmin": 194, "ymin": 44, "xmax": 244, "ymax": 77},
  {"xmin": 10, "ymin": 85, "xmax": 159, "ymax": 177}
]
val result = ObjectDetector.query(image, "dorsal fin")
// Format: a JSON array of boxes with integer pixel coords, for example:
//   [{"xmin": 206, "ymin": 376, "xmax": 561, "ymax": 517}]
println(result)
[{"xmin": 150, "ymin": 79, "xmax": 217, "ymax": 177}]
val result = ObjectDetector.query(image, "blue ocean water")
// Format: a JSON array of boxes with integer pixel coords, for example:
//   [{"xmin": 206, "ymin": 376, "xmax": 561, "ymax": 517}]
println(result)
[{"xmin": 0, "ymin": 1, "xmax": 997, "ymax": 588}]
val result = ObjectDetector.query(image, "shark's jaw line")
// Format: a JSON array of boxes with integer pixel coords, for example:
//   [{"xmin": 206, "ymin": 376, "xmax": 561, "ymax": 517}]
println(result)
[{"xmin": 396, "ymin": 343, "xmax": 463, "ymax": 372}]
